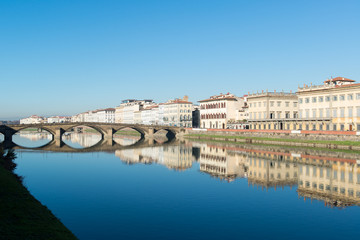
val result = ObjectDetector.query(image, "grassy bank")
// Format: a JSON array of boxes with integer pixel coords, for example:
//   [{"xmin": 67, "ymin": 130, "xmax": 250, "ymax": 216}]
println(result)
[
  {"xmin": 187, "ymin": 136, "xmax": 360, "ymax": 154},
  {"xmin": 186, "ymin": 133, "xmax": 360, "ymax": 147},
  {"xmin": 0, "ymin": 149, "xmax": 77, "ymax": 239},
  {"xmin": 84, "ymin": 128, "xmax": 141, "ymax": 136}
]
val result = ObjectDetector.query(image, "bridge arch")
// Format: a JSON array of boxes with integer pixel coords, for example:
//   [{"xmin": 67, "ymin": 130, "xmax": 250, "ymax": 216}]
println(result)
[
  {"xmin": 114, "ymin": 126, "xmax": 146, "ymax": 137},
  {"xmin": 13, "ymin": 126, "xmax": 56, "ymax": 137},
  {"xmin": 62, "ymin": 124, "xmax": 107, "ymax": 137}
]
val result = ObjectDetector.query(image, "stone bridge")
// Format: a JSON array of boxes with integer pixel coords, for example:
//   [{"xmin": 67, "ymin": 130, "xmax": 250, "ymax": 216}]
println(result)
[{"xmin": 0, "ymin": 123, "xmax": 185, "ymax": 148}]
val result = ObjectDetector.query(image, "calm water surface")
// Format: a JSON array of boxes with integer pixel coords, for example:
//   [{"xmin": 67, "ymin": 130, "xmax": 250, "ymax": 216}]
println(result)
[{"xmin": 11, "ymin": 132, "xmax": 360, "ymax": 240}]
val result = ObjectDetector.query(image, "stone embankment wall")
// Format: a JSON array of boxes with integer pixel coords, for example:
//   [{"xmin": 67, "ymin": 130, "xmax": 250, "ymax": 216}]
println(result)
[{"xmin": 186, "ymin": 128, "xmax": 360, "ymax": 150}]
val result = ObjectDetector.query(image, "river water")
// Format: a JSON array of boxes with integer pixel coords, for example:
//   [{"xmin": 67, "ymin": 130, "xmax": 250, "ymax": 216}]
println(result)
[{"xmin": 5, "ymin": 132, "xmax": 360, "ymax": 239}]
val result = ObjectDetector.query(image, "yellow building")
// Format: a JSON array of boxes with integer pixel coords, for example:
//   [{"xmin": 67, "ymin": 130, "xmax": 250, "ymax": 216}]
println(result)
[
  {"xmin": 247, "ymin": 91, "xmax": 298, "ymax": 130},
  {"xmin": 297, "ymin": 77, "xmax": 360, "ymax": 131}
]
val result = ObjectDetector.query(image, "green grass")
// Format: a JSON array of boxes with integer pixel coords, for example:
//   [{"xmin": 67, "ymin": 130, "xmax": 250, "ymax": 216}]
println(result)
[
  {"xmin": 186, "ymin": 133, "xmax": 360, "ymax": 146},
  {"xmin": 0, "ymin": 155, "xmax": 77, "ymax": 239},
  {"xmin": 84, "ymin": 128, "xmax": 141, "ymax": 136},
  {"xmin": 187, "ymin": 136, "xmax": 360, "ymax": 154}
]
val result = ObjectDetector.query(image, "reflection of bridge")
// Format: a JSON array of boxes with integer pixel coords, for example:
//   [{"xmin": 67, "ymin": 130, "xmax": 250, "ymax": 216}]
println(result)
[
  {"xmin": 3, "ymin": 136, "xmax": 180, "ymax": 153},
  {"xmin": 0, "ymin": 123, "xmax": 185, "ymax": 149}
]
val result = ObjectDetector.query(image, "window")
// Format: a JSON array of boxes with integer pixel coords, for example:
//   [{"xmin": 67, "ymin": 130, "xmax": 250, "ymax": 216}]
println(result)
[
  {"xmin": 293, "ymin": 102, "xmax": 297, "ymax": 107},
  {"xmin": 277, "ymin": 101, "xmax": 281, "ymax": 107},
  {"xmin": 348, "ymin": 94, "xmax": 353, "ymax": 100},
  {"xmin": 325, "ymin": 96, "xmax": 330, "ymax": 102},
  {"xmin": 333, "ymin": 95, "xmax": 338, "ymax": 101},
  {"xmin": 263, "ymin": 101, "xmax": 267, "ymax": 107},
  {"xmin": 254, "ymin": 103, "xmax": 257, "ymax": 107},
  {"xmin": 340, "ymin": 108, "xmax": 345, "ymax": 117},
  {"xmin": 305, "ymin": 98, "xmax": 310, "ymax": 103},
  {"xmin": 348, "ymin": 107, "xmax": 353, "ymax": 117},
  {"xmin": 305, "ymin": 109, "xmax": 309, "ymax": 118},
  {"xmin": 319, "ymin": 109, "xmax": 323, "ymax": 118},
  {"xmin": 285, "ymin": 102, "xmax": 289, "ymax": 107},
  {"xmin": 333, "ymin": 124, "xmax": 337, "ymax": 131},
  {"xmin": 326, "ymin": 109, "xmax": 330, "ymax": 117},
  {"xmin": 340, "ymin": 95, "xmax": 345, "ymax": 101},
  {"xmin": 299, "ymin": 98, "xmax": 303, "ymax": 104},
  {"xmin": 312, "ymin": 109, "xmax": 316, "ymax": 118},
  {"xmin": 333, "ymin": 108, "xmax": 337, "ymax": 117},
  {"xmin": 312, "ymin": 97, "xmax": 317, "ymax": 103},
  {"xmin": 259, "ymin": 102, "xmax": 261, "ymax": 107},
  {"xmin": 270, "ymin": 101, "xmax": 274, "ymax": 107},
  {"xmin": 319, "ymin": 96, "xmax": 324, "ymax": 102},
  {"xmin": 357, "ymin": 93, "xmax": 360, "ymax": 100}
]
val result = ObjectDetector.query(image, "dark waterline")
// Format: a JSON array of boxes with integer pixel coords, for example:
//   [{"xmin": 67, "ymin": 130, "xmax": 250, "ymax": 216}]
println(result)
[{"xmin": 12, "ymin": 133, "xmax": 360, "ymax": 240}]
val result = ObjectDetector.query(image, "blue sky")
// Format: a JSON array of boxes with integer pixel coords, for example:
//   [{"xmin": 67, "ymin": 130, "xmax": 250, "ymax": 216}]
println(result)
[{"xmin": 1, "ymin": 0, "xmax": 359, "ymax": 119}]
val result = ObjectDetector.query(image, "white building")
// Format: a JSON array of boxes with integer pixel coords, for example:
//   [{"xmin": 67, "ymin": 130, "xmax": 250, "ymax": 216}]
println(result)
[
  {"xmin": 199, "ymin": 93, "xmax": 245, "ymax": 129},
  {"xmin": 163, "ymin": 96, "xmax": 193, "ymax": 127},
  {"xmin": 47, "ymin": 116, "xmax": 71, "ymax": 123},
  {"xmin": 115, "ymin": 99, "xmax": 155, "ymax": 124},
  {"xmin": 20, "ymin": 115, "xmax": 46, "ymax": 124},
  {"xmin": 97, "ymin": 108, "xmax": 115, "ymax": 123}
]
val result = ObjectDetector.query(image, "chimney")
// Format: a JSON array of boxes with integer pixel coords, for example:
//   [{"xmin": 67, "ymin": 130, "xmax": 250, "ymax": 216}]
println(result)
[{"xmin": 183, "ymin": 95, "xmax": 189, "ymax": 102}]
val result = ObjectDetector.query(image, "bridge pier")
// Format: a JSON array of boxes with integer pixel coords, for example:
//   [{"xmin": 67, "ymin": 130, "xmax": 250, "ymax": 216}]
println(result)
[
  {"xmin": 104, "ymin": 128, "xmax": 114, "ymax": 140},
  {"xmin": 145, "ymin": 128, "xmax": 155, "ymax": 139}
]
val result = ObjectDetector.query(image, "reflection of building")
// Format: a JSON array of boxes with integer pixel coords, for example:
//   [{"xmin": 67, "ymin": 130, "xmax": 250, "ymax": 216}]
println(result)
[
  {"xmin": 199, "ymin": 144, "xmax": 247, "ymax": 181},
  {"xmin": 18, "ymin": 132, "xmax": 53, "ymax": 141},
  {"xmin": 115, "ymin": 144, "xmax": 195, "ymax": 170},
  {"xmin": 247, "ymin": 152, "xmax": 298, "ymax": 189},
  {"xmin": 62, "ymin": 133, "xmax": 102, "ymax": 148},
  {"xmin": 298, "ymin": 160, "xmax": 360, "ymax": 207},
  {"xmin": 162, "ymin": 145, "xmax": 193, "ymax": 170}
]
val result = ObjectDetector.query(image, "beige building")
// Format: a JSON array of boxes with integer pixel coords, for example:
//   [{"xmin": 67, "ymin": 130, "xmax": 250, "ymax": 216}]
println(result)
[
  {"xmin": 115, "ymin": 99, "xmax": 154, "ymax": 124},
  {"xmin": 297, "ymin": 77, "xmax": 360, "ymax": 131},
  {"xmin": 199, "ymin": 93, "xmax": 245, "ymax": 129},
  {"xmin": 247, "ymin": 91, "xmax": 298, "ymax": 130},
  {"xmin": 163, "ymin": 96, "xmax": 193, "ymax": 127}
]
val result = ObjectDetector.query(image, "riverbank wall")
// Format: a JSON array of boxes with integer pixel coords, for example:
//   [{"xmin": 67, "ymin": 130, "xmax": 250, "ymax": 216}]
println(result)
[{"xmin": 185, "ymin": 128, "xmax": 360, "ymax": 150}]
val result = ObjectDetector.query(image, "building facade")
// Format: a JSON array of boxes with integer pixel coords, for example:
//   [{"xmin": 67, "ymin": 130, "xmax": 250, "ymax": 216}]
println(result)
[
  {"xmin": 297, "ymin": 77, "xmax": 360, "ymax": 131},
  {"xmin": 20, "ymin": 115, "xmax": 46, "ymax": 124},
  {"xmin": 247, "ymin": 91, "xmax": 298, "ymax": 130},
  {"xmin": 199, "ymin": 93, "xmax": 245, "ymax": 129},
  {"xmin": 163, "ymin": 96, "xmax": 193, "ymax": 127}
]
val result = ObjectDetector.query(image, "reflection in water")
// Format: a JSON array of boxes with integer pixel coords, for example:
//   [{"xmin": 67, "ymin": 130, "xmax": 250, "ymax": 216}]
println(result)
[
  {"xmin": 113, "ymin": 135, "xmax": 140, "ymax": 146},
  {"xmin": 12, "ymin": 131, "xmax": 52, "ymax": 148},
  {"xmin": 62, "ymin": 133, "xmax": 102, "ymax": 148},
  {"xmin": 116, "ymin": 144, "xmax": 195, "ymax": 170},
  {"xmin": 12, "ymin": 136, "xmax": 360, "ymax": 239},
  {"xmin": 115, "ymin": 142, "xmax": 360, "ymax": 207}
]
